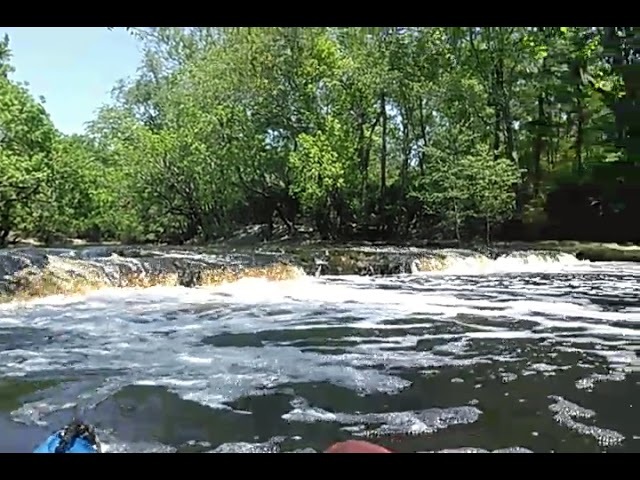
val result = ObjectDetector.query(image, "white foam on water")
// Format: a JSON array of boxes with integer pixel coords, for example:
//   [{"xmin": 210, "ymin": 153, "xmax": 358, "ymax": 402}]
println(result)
[
  {"xmin": 548, "ymin": 395, "xmax": 625, "ymax": 447},
  {"xmin": 0, "ymin": 253, "xmax": 638, "ymax": 451},
  {"xmin": 412, "ymin": 251, "xmax": 593, "ymax": 276},
  {"xmin": 282, "ymin": 397, "xmax": 482, "ymax": 437},
  {"xmin": 98, "ymin": 431, "xmax": 177, "ymax": 453},
  {"xmin": 427, "ymin": 446, "xmax": 534, "ymax": 453}
]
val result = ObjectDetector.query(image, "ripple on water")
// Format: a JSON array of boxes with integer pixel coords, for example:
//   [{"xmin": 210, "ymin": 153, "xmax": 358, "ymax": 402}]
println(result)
[{"xmin": 0, "ymin": 255, "xmax": 638, "ymax": 452}]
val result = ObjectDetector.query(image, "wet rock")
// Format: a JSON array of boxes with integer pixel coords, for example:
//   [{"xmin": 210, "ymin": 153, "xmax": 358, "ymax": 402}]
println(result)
[
  {"xmin": 290, "ymin": 247, "xmax": 475, "ymax": 276},
  {"xmin": 0, "ymin": 242, "xmax": 590, "ymax": 300},
  {"xmin": 0, "ymin": 249, "xmax": 49, "ymax": 281},
  {"xmin": 289, "ymin": 245, "xmax": 584, "ymax": 277},
  {"xmin": 0, "ymin": 248, "xmax": 303, "ymax": 302}
]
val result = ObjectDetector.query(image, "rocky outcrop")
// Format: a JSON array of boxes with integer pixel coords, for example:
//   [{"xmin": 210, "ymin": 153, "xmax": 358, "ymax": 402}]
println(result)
[
  {"xmin": 0, "ymin": 239, "xmax": 633, "ymax": 302},
  {"xmin": 285, "ymin": 245, "xmax": 582, "ymax": 277},
  {"xmin": 0, "ymin": 247, "xmax": 302, "ymax": 301}
]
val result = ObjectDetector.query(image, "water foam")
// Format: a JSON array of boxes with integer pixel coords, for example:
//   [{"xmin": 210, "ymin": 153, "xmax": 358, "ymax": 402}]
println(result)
[
  {"xmin": 412, "ymin": 250, "xmax": 591, "ymax": 275},
  {"xmin": 0, "ymin": 253, "xmax": 638, "ymax": 451},
  {"xmin": 282, "ymin": 397, "xmax": 482, "ymax": 437},
  {"xmin": 548, "ymin": 395, "xmax": 625, "ymax": 447}
]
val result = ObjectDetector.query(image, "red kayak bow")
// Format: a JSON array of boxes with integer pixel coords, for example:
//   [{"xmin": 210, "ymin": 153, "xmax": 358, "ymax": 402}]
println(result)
[{"xmin": 324, "ymin": 440, "xmax": 392, "ymax": 453}]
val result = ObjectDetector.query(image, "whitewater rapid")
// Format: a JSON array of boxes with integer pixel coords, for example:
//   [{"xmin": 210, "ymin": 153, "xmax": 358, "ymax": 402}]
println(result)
[{"xmin": 0, "ymin": 251, "xmax": 639, "ymax": 452}]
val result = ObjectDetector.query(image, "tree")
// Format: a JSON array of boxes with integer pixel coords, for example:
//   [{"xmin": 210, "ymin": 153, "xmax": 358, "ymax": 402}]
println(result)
[{"xmin": 0, "ymin": 38, "xmax": 57, "ymax": 245}]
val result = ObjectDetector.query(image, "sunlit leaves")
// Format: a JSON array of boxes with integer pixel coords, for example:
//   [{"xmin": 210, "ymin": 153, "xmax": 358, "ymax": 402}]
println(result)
[{"xmin": 1, "ymin": 26, "xmax": 633, "ymax": 245}]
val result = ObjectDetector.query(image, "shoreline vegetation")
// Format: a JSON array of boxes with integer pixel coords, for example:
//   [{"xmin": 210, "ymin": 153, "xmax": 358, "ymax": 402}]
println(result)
[{"xmin": 2, "ymin": 28, "xmax": 640, "ymax": 257}]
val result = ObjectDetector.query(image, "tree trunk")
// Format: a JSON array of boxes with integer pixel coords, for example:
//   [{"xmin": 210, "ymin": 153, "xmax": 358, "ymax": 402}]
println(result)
[
  {"xmin": 454, "ymin": 200, "xmax": 461, "ymax": 246},
  {"xmin": 485, "ymin": 216, "xmax": 491, "ymax": 246},
  {"xmin": 379, "ymin": 92, "xmax": 387, "ymax": 213},
  {"xmin": 400, "ymin": 104, "xmax": 411, "ymax": 193},
  {"xmin": 532, "ymin": 93, "xmax": 546, "ymax": 196},
  {"xmin": 575, "ymin": 96, "xmax": 584, "ymax": 175}
]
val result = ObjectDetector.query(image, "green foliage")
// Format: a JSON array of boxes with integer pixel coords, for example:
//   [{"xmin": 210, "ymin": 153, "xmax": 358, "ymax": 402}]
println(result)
[
  {"xmin": 0, "ymin": 52, "xmax": 57, "ymax": 244},
  {"xmin": 1, "ymin": 27, "xmax": 639, "ymax": 246}
]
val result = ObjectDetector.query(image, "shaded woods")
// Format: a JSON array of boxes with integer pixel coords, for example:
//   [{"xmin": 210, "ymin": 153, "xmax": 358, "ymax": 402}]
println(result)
[{"xmin": 1, "ymin": 27, "xmax": 639, "ymax": 247}]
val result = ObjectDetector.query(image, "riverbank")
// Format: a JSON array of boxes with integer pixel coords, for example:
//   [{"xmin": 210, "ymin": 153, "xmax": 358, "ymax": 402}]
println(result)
[{"xmin": 6, "ymin": 233, "xmax": 640, "ymax": 265}]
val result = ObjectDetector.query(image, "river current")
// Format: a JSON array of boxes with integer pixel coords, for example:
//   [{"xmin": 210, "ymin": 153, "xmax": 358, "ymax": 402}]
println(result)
[{"xmin": 0, "ymin": 248, "xmax": 638, "ymax": 453}]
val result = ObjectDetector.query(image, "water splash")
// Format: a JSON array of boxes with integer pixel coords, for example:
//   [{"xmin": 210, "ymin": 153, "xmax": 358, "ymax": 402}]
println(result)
[{"xmin": 0, "ymin": 246, "xmax": 637, "ymax": 453}]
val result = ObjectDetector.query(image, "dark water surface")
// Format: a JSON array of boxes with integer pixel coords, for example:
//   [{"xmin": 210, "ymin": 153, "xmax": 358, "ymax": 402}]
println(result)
[{"xmin": 0, "ymin": 252, "xmax": 639, "ymax": 453}]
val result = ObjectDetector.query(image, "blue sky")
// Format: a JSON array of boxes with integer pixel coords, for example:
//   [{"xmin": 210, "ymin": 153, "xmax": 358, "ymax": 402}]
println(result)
[{"xmin": 0, "ymin": 27, "xmax": 143, "ymax": 135}]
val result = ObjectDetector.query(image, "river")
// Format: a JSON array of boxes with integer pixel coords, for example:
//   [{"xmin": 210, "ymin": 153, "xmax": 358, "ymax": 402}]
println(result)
[{"xmin": 0, "ymin": 246, "xmax": 638, "ymax": 453}]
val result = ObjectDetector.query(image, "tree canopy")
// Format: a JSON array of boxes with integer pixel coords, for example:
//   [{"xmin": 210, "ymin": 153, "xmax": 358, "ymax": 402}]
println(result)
[{"xmin": 2, "ymin": 27, "xmax": 640, "ymax": 246}]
